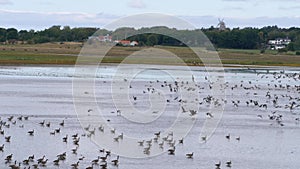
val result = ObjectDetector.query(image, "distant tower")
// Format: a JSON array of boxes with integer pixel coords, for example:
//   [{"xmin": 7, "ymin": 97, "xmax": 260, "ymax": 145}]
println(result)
[{"xmin": 217, "ymin": 18, "xmax": 226, "ymax": 31}]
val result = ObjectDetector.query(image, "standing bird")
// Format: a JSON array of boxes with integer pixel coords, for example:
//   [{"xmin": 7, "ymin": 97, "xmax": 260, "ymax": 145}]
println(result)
[
  {"xmin": 39, "ymin": 120, "xmax": 45, "ymax": 126},
  {"xmin": 0, "ymin": 144, "xmax": 4, "ymax": 151},
  {"xmin": 28, "ymin": 129, "xmax": 34, "ymax": 136},
  {"xmin": 5, "ymin": 136, "xmax": 11, "ymax": 142},
  {"xmin": 63, "ymin": 135, "xmax": 68, "ymax": 143},
  {"xmin": 215, "ymin": 161, "xmax": 221, "ymax": 168},
  {"xmin": 59, "ymin": 120, "xmax": 65, "ymax": 126},
  {"xmin": 111, "ymin": 156, "xmax": 119, "ymax": 166},
  {"xmin": 226, "ymin": 160, "xmax": 232, "ymax": 167},
  {"xmin": 186, "ymin": 152, "xmax": 194, "ymax": 158},
  {"xmin": 225, "ymin": 134, "xmax": 230, "ymax": 140}
]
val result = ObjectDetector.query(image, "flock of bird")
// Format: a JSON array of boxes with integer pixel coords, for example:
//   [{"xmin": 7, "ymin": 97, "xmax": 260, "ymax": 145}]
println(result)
[
  {"xmin": 0, "ymin": 115, "xmax": 121, "ymax": 169},
  {"xmin": 1, "ymin": 68, "xmax": 300, "ymax": 169}
]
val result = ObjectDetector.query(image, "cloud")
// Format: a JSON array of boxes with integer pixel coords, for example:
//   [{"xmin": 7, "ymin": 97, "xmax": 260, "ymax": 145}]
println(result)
[
  {"xmin": 221, "ymin": 0, "xmax": 247, "ymax": 1},
  {"xmin": 0, "ymin": 9, "xmax": 120, "ymax": 30},
  {"xmin": 128, "ymin": 0, "xmax": 146, "ymax": 9},
  {"xmin": 180, "ymin": 15, "xmax": 300, "ymax": 28},
  {"xmin": 279, "ymin": 6, "xmax": 300, "ymax": 10},
  {"xmin": 0, "ymin": 9, "xmax": 299, "ymax": 30},
  {"xmin": 0, "ymin": 0, "xmax": 13, "ymax": 5}
]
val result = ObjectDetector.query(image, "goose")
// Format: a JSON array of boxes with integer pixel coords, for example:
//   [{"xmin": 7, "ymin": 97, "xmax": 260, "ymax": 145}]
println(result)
[
  {"xmin": 225, "ymin": 134, "xmax": 230, "ymax": 140},
  {"xmin": 57, "ymin": 152, "xmax": 66, "ymax": 161},
  {"xmin": 46, "ymin": 122, "xmax": 51, "ymax": 127},
  {"xmin": 118, "ymin": 133, "xmax": 123, "ymax": 139},
  {"xmin": 215, "ymin": 161, "xmax": 221, "ymax": 168},
  {"xmin": 100, "ymin": 154, "xmax": 109, "ymax": 161},
  {"xmin": 59, "ymin": 120, "xmax": 65, "ymax": 126},
  {"xmin": 79, "ymin": 156, "xmax": 85, "ymax": 161},
  {"xmin": 28, "ymin": 155, "xmax": 34, "ymax": 161},
  {"xmin": 72, "ymin": 146, "xmax": 78, "ymax": 154},
  {"xmin": 9, "ymin": 164, "xmax": 20, "ymax": 169},
  {"xmin": 92, "ymin": 156, "xmax": 100, "ymax": 164},
  {"xmin": 53, "ymin": 158, "xmax": 60, "ymax": 166},
  {"xmin": 146, "ymin": 139, "xmax": 152, "ymax": 145},
  {"xmin": 178, "ymin": 138, "xmax": 184, "ymax": 144},
  {"xmin": 186, "ymin": 152, "xmax": 193, "ymax": 158},
  {"xmin": 113, "ymin": 137, "xmax": 119, "ymax": 142},
  {"xmin": 111, "ymin": 128, "xmax": 116, "ymax": 134},
  {"xmin": 137, "ymin": 140, "xmax": 144, "ymax": 146},
  {"xmin": 206, "ymin": 112, "xmax": 214, "ymax": 118},
  {"xmin": 71, "ymin": 161, "xmax": 79, "ymax": 169},
  {"xmin": 98, "ymin": 125, "xmax": 104, "ymax": 132},
  {"xmin": 5, "ymin": 154, "xmax": 13, "ymax": 161},
  {"xmin": 159, "ymin": 141, "xmax": 164, "ymax": 149},
  {"xmin": 63, "ymin": 135, "xmax": 68, "ymax": 142},
  {"xmin": 72, "ymin": 133, "xmax": 78, "ymax": 138},
  {"xmin": 32, "ymin": 164, "xmax": 39, "ymax": 169},
  {"xmin": 168, "ymin": 147, "xmax": 175, "ymax": 155},
  {"xmin": 5, "ymin": 136, "xmax": 11, "ymax": 142},
  {"xmin": 89, "ymin": 128, "xmax": 96, "ymax": 135},
  {"xmin": 154, "ymin": 131, "xmax": 161, "ymax": 137},
  {"xmin": 39, "ymin": 120, "xmax": 45, "ymax": 126},
  {"xmin": 105, "ymin": 150, "xmax": 111, "ymax": 156},
  {"xmin": 28, "ymin": 129, "xmax": 34, "ymax": 136},
  {"xmin": 236, "ymin": 136, "xmax": 240, "ymax": 141},
  {"xmin": 226, "ymin": 160, "xmax": 232, "ymax": 167},
  {"xmin": 99, "ymin": 149, "xmax": 105, "ymax": 153},
  {"xmin": 116, "ymin": 109, "xmax": 121, "ymax": 116},
  {"xmin": 55, "ymin": 128, "xmax": 60, "ymax": 133},
  {"xmin": 111, "ymin": 156, "xmax": 119, "ymax": 166},
  {"xmin": 39, "ymin": 159, "xmax": 48, "ymax": 167},
  {"xmin": 100, "ymin": 162, "xmax": 107, "ymax": 169},
  {"xmin": 8, "ymin": 116, "xmax": 14, "ymax": 121},
  {"xmin": 201, "ymin": 136, "xmax": 207, "ymax": 142},
  {"xmin": 86, "ymin": 165, "xmax": 93, "ymax": 169},
  {"xmin": 24, "ymin": 116, "xmax": 29, "ymax": 120},
  {"xmin": 37, "ymin": 155, "xmax": 45, "ymax": 163},
  {"xmin": 73, "ymin": 137, "xmax": 80, "ymax": 145},
  {"xmin": 0, "ymin": 144, "xmax": 4, "ymax": 151},
  {"xmin": 23, "ymin": 159, "xmax": 30, "ymax": 165},
  {"xmin": 17, "ymin": 116, "xmax": 23, "ymax": 121}
]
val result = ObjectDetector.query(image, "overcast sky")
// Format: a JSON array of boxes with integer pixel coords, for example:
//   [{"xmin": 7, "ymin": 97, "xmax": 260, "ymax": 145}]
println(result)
[{"xmin": 0, "ymin": 0, "xmax": 300, "ymax": 30}]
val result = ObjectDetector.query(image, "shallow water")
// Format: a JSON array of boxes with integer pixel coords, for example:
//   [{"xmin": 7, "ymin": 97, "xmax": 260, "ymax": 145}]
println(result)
[{"xmin": 0, "ymin": 65, "xmax": 299, "ymax": 169}]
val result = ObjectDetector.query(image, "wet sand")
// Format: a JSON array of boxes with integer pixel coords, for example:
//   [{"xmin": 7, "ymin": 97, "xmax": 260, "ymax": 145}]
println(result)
[{"xmin": 0, "ymin": 65, "xmax": 299, "ymax": 169}]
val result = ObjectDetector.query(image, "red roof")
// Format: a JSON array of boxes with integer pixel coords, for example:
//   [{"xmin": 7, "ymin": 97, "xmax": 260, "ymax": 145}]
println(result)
[{"xmin": 119, "ymin": 40, "xmax": 131, "ymax": 44}]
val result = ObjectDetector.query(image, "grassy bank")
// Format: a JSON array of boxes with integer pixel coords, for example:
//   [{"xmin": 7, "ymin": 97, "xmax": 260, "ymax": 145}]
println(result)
[{"xmin": 0, "ymin": 42, "xmax": 300, "ymax": 67}]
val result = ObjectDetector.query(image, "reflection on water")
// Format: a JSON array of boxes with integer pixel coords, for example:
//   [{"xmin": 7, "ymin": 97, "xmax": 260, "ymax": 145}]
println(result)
[{"xmin": 0, "ymin": 65, "xmax": 299, "ymax": 169}]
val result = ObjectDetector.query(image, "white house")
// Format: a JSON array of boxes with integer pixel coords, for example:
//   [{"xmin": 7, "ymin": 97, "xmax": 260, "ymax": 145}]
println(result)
[{"xmin": 268, "ymin": 37, "xmax": 291, "ymax": 50}]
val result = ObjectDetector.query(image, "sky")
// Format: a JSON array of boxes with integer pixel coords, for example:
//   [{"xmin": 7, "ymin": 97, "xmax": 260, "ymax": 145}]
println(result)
[{"xmin": 0, "ymin": 0, "xmax": 300, "ymax": 30}]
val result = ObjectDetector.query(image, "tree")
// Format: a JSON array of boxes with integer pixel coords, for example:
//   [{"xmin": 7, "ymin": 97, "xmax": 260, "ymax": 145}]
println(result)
[
  {"xmin": 60, "ymin": 26, "xmax": 72, "ymax": 41},
  {"xmin": 6, "ymin": 28, "xmax": 18, "ymax": 40},
  {"xmin": 147, "ymin": 34, "xmax": 158, "ymax": 46},
  {"xmin": 0, "ymin": 28, "xmax": 6, "ymax": 42}
]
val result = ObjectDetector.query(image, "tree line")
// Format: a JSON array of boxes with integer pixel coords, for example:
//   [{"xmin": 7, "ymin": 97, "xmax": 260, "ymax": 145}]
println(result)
[{"xmin": 0, "ymin": 25, "xmax": 300, "ymax": 51}]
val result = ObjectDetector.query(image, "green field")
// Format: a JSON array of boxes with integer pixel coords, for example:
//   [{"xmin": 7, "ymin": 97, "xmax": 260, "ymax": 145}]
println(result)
[{"xmin": 0, "ymin": 42, "xmax": 300, "ymax": 67}]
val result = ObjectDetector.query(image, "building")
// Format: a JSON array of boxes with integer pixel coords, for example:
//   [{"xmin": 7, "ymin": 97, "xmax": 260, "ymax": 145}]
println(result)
[
  {"xmin": 268, "ymin": 37, "xmax": 291, "ymax": 50},
  {"xmin": 115, "ymin": 40, "xmax": 139, "ymax": 46},
  {"xmin": 88, "ymin": 34, "xmax": 112, "ymax": 42},
  {"xmin": 98, "ymin": 34, "xmax": 112, "ymax": 42}
]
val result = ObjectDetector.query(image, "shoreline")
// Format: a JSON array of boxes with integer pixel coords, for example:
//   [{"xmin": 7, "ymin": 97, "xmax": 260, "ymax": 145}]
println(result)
[{"xmin": 1, "ymin": 63, "xmax": 300, "ymax": 70}]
